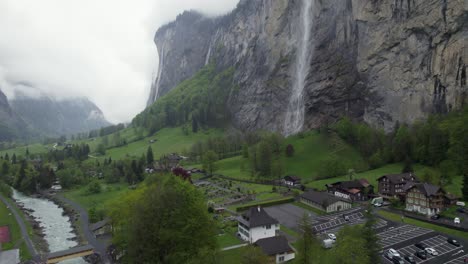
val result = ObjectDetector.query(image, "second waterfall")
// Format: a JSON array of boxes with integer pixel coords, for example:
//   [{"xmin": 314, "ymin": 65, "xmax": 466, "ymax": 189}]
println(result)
[{"xmin": 283, "ymin": 0, "xmax": 315, "ymax": 136}]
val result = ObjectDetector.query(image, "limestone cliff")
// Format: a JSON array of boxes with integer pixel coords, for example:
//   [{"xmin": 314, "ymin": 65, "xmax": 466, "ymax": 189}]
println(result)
[{"xmin": 147, "ymin": 0, "xmax": 467, "ymax": 133}]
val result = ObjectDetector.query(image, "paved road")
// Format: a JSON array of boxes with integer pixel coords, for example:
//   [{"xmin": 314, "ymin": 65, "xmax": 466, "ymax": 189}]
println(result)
[
  {"xmin": 55, "ymin": 193, "xmax": 111, "ymax": 263},
  {"xmin": 0, "ymin": 193, "xmax": 38, "ymax": 258}
]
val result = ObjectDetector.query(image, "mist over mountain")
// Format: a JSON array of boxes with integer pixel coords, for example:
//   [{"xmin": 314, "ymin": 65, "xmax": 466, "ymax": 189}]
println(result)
[{"xmin": 10, "ymin": 90, "xmax": 111, "ymax": 137}]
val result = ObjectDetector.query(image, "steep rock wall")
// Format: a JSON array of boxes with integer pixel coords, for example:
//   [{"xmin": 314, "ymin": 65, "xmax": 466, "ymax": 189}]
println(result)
[{"xmin": 147, "ymin": 0, "xmax": 467, "ymax": 133}]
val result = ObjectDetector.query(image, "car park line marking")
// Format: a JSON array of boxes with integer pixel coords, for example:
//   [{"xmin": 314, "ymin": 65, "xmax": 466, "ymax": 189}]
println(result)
[
  {"xmin": 378, "ymin": 225, "xmax": 433, "ymax": 248},
  {"xmin": 445, "ymin": 254, "xmax": 468, "ymax": 264},
  {"xmin": 393, "ymin": 235, "xmax": 462, "ymax": 264}
]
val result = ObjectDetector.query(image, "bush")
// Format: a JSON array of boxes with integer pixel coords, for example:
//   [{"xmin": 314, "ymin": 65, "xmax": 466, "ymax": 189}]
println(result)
[
  {"xmin": 316, "ymin": 157, "xmax": 347, "ymax": 179},
  {"xmin": 86, "ymin": 180, "xmax": 102, "ymax": 194}
]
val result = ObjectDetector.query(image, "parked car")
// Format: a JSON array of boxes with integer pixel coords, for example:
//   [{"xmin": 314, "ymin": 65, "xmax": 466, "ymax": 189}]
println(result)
[
  {"xmin": 454, "ymin": 217, "xmax": 461, "ymax": 224},
  {"xmin": 374, "ymin": 202, "xmax": 382, "ymax": 207},
  {"xmin": 328, "ymin": 233, "xmax": 337, "ymax": 241},
  {"xmin": 456, "ymin": 201, "xmax": 466, "ymax": 207},
  {"xmin": 425, "ymin": 248, "xmax": 439, "ymax": 256},
  {"xmin": 447, "ymin": 237, "xmax": 461, "ymax": 247},
  {"xmin": 414, "ymin": 242, "xmax": 427, "ymax": 250},
  {"xmin": 392, "ymin": 256, "xmax": 404, "ymax": 264},
  {"xmin": 344, "ymin": 215, "xmax": 350, "ymax": 221},
  {"xmin": 415, "ymin": 250, "xmax": 427, "ymax": 260},
  {"xmin": 430, "ymin": 214, "xmax": 440, "ymax": 220},
  {"xmin": 457, "ymin": 207, "xmax": 466, "ymax": 214},
  {"xmin": 404, "ymin": 255, "xmax": 416, "ymax": 264},
  {"xmin": 386, "ymin": 248, "xmax": 401, "ymax": 260}
]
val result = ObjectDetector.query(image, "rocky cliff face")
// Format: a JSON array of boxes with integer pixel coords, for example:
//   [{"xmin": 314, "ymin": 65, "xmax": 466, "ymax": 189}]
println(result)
[{"xmin": 147, "ymin": 0, "xmax": 467, "ymax": 134}]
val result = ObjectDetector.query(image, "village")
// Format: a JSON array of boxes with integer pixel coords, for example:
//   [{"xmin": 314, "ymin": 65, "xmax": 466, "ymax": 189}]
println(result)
[{"xmin": 186, "ymin": 166, "xmax": 468, "ymax": 264}]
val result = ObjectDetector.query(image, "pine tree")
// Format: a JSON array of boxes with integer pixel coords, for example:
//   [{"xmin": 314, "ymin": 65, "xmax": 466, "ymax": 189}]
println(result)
[
  {"xmin": 462, "ymin": 173, "xmax": 468, "ymax": 201},
  {"xmin": 146, "ymin": 146, "xmax": 154, "ymax": 165}
]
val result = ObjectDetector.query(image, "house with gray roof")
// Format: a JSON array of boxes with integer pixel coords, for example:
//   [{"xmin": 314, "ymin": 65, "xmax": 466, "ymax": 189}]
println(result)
[
  {"xmin": 377, "ymin": 173, "xmax": 418, "ymax": 198},
  {"xmin": 404, "ymin": 182, "xmax": 446, "ymax": 216},
  {"xmin": 255, "ymin": 236, "xmax": 295, "ymax": 263},
  {"xmin": 299, "ymin": 190, "xmax": 352, "ymax": 213},
  {"xmin": 237, "ymin": 206, "xmax": 279, "ymax": 243}
]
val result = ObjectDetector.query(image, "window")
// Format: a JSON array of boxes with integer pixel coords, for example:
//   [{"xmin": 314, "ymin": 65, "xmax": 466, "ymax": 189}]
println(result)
[
  {"xmin": 266, "ymin": 224, "xmax": 271, "ymax": 229},
  {"xmin": 279, "ymin": 256, "xmax": 285, "ymax": 262}
]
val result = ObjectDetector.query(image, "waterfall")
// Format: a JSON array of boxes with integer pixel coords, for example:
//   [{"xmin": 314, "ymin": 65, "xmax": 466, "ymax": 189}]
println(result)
[
  {"xmin": 283, "ymin": 0, "xmax": 315, "ymax": 136},
  {"xmin": 150, "ymin": 44, "xmax": 165, "ymax": 104},
  {"xmin": 205, "ymin": 39, "xmax": 214, "ymax": 66}
]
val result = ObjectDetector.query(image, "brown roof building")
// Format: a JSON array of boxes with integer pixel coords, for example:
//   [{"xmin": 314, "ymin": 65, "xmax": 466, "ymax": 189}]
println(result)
[
  {"xmin": 326, "ymin": 178, "xmax": 374, "ymax": 201},
  {"xmin": 377, "ymin": 173, "xmax": 418, "ymax": 198},
  {"xmin": 404, "ymin": 182, "xmax": 445, "ymax": 216}
]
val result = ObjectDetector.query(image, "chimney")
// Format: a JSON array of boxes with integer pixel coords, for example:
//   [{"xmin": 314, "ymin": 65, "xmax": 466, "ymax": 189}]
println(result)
[{"xmin": 257, "ymin": 206, "xmax": 261, "ymax": 212}]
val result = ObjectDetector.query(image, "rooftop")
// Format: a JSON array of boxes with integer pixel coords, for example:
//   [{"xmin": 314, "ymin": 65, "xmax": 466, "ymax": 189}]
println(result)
[
  {"xmin": 0, "ymin": 249, "xmax": 19, "ymax": 264},
  {"xmin": 378, "ymin": 173, "xmax": 417, "ymax": 183},
  {"xmin": 300, "ymin": 190, "xmax": 348, "ymax": 208},
  {"xmin": 404, "ymin": 182, "xmax": 444, "ymax": 196},
  {"xmin": 238, "ymin": 206, "xmax": 278, "ymax": 228},
  {"xmin": 255, "ymin": 236, "xmax": 293, "ymax": 255}
]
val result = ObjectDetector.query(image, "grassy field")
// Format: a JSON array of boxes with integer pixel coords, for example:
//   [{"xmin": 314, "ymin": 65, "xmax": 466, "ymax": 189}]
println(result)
[
  {"xmin": 378, "ymin": 210, "xmax": 468, "ymax": 240},
  {"xmin": 62, "ymin": 182, "xmax": 131, "ymax": 212},
  {"xmin": 96, "ymin": 127, "xmax": 223, "ymax": 161},
  {"xmin": 0, "ymin": 198, "xmax": 32, "ymax": 261},
  {"xmin": 216, "ymin": 131, "xmax": 367, "ymax": 182},
  {"xmin": 0, "ymin": 143, "xmax": 51, "ymax": 158},
  {"xmin": 217, "ymin": 232, "xmax": 243, "ymax": 248},
  {"xmin": 218, "ymin": 246, "xmax": 247, "ymax": 264}
]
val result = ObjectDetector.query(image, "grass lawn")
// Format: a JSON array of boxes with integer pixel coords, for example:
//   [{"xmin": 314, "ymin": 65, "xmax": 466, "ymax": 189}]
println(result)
[
  {"xmin": 377, "ymin": 210, "xmax": 468, "ymax": 240},
  {"xmin": 0, "ymin": 143, "xmax": 51, "ymax": 158},
  {"xmin": 217, "ymin": 232, "xmax": 242, "ymax": 248},
  {"xmin": 62, "ymin": 182, "xmax": 131, "ymax": 212},
  {"xmin": 216, "ymin": 131, "xmax": 368, "ymax": 182},
  {"xmin": 218, "ymin": 246, "xmax": 247, "ymax": 264},
  {"xmin": 100, "ymin": 127, "xmax": 223, "ymax": 161},
  {"xmin": 0, "ymin": 198, "xmax": 32, "ymax": 261}
]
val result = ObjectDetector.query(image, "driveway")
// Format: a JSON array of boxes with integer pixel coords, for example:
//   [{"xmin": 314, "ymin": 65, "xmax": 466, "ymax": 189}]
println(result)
[{"xmin": 264, "ymin": 204, "xmax": 316, "ymax": 232}]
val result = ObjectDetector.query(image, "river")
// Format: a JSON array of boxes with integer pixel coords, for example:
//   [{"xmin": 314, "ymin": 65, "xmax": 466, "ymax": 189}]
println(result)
[{"xmin": 12, "ymin": 189, "xmax": 86, "ymax": 264}]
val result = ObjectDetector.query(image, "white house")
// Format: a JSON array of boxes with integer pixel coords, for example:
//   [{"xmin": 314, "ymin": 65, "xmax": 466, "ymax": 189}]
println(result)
[
  {"xmin": 237, "ymin": 206, "xmax": 279, "ymax": 243},
  {"xmin": 255, "ymin": 236, "xmax": 295, "ymax": 263},
  {"xmin": 282, "ymin": 175, "xmax": 301, "ymax": 187}
]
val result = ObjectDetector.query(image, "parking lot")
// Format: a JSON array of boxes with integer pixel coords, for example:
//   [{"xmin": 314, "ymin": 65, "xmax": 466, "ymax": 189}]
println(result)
[
  {"xmin": 378, "ymin": 225, "xmax": 433, "ymax": 248},
  {"xmin": 264, "ymin": 204, "xmax": 317, "ymax": 231},
  {"xmin": 445, "ymin": 254, "xmax": 468, "ymax": 264},
  {"xmin": 380, "ymin": 231, "xmax": 466, "ymax": 264},
  {"xmin": 312, "ymin": 211, "xmax": 364, "ymax": 233}
]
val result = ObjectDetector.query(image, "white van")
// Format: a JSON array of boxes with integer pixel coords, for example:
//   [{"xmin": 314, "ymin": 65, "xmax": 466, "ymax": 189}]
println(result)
[{"xmin": 456, "ymin": 201, "xmax": 465, "ymax": 207}]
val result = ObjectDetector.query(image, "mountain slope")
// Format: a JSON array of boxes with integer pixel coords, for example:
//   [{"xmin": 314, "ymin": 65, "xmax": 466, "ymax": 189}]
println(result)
[
  {"xmin": 10, "ymin": 92, "xmax": 111, "ymax": 137},
  {"xmin": 0, "ymin": 89, "xmax": 30, "ymax": 141},
  {"xmin": 147, "ymin": 0, "xmax": 467, "ymax": 134}
]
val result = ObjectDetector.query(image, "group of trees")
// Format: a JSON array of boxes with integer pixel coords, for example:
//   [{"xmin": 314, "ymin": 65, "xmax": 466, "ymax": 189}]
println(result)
[
  {"xmin": 245, "ymin": 133, "xmax": 285, "ymax": 179},
  {"xmin": 87, "ymin": 123, "xmax": 126, "ymax": 139},
  {"xmin": 132, "ymin": 65, "xmax": 235, "ymax": 135},
  {"xmin": 108, "ymin": 176, "xmax": 217, "ymax": 263},
  {"xmin": 334, "ymin": 108, "xmax": 468, "ymax": 195},
  {"xmin": 0, "ymin": 156, "xmax": 56, "ymax": 194}
]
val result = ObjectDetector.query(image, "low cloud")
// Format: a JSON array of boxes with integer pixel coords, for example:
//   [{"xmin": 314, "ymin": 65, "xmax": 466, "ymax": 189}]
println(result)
[{"xmin": 0, "ymin": 0, "xmax": 238, "ymax": 123}]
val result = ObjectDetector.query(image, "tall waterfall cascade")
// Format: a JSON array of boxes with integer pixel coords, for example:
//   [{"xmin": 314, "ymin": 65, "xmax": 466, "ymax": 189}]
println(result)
[{"xmin": 283, "ymin": 0, "xmax": 315, "ymax": 136}]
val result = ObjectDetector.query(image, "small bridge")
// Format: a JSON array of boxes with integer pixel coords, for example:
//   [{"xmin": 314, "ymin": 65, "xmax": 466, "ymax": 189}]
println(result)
[{"xmin": 46, "ymin": 245, "xmax": 95, "ymax": 264}]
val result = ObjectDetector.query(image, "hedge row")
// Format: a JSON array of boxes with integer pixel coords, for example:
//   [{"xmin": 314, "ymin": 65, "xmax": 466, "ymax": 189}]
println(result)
[{"xmin": 235, "ymin": 197, "xmax": 295, "ymax": 212}]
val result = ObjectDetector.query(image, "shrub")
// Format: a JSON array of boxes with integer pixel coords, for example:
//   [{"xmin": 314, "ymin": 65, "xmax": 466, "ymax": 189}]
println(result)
[{"xmin": 86, "ymin": 180, "xmax": 102, "ymax": 194}]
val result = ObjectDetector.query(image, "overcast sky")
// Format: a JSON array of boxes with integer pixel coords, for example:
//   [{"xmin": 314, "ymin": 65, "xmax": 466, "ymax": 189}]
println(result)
[{"xmin": 0, "ymin": 0, "xmax": 239, "ymax": 123}]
